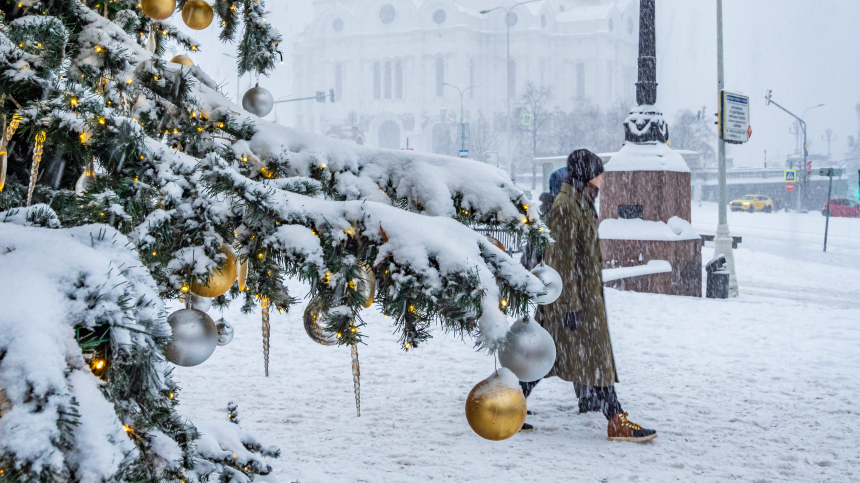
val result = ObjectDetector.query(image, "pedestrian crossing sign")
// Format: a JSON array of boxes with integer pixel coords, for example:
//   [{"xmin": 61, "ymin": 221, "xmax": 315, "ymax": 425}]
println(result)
[
  {"xmin": 523, "ymin": 113, "xmax": 532, "ymax": 125},
  {"xmin": 784, "ymin": 170, "xmax": 797, "ymax": 182}
]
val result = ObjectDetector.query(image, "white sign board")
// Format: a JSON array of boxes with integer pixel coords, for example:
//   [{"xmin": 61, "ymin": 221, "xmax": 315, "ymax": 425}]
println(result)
[{"xmin": 720, "ymin": 90, "xmax": 750, "ymax": 144}]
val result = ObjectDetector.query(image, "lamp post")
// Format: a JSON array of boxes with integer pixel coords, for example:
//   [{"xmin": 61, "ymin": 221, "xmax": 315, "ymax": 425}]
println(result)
[
  {"xmin": 480, "ymin": 0, "xmax": 538, "ymax": 179},
  {"xmin": 443, "ymin": 82, "xmax": 477, "ymax": 153},
  {"xmin": 715, "ymin": 0, "xmax": 738, "ymax": 297},
  {"xmin": 765, "ymin": 95, "xmax": 823, "ymax": 211}
]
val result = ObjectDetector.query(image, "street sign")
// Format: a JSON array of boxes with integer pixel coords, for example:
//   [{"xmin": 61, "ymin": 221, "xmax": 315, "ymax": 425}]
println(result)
[
  {"xmin": 719, "ymin": 90, "xmax": 751, "ymax": 144},
  {"xmin": 523, "ymin": 113, "xmax": 532, "ymax": 125},
  {"xmin": 458, "ymin": 150, "xmax": 469, "ymax": 158},
  {"xmin": 786, "ymin": 182, "xmax": 795, "ymax": 192},
  {"xmin": 784, "ymin": 170, "xmax": 797, "ymax": 182}
]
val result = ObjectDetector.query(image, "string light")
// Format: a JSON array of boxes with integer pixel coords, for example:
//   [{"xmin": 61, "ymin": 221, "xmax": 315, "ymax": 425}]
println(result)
[
  {"xmin": 500, "ymin": 299, "xmax": 508, "ymax": 308},
  {"xmin": 320, "ymin": 163, "xmax": 327, "ymax": 169},
  {"xmin": 70, "ymin": 98, "xmax": 78, "ymax": 106},
  {"xmin": 181, "ymin": 284, "xmax": 190, "ymax": 293},
  {"xmin": 169, "ymin": 392, "xmax": 174, "ymax": 399},
  {"xmin": 98, "ymin": 117, "xmax": 105, "ymax": 125},
  {"xmin": 152, "ymin": 251, "xmax": 157, "ymax": 256},
  {"xmin": 94, "ymin": 359, "xmax": 106, "ymax": 370}
]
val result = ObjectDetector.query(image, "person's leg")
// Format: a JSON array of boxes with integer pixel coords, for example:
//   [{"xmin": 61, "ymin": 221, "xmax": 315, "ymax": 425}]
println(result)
[
  {"xmin": 520, "ymin": 379, "xmax": 541, "ymax": 398},
  {"xmin": 574, "ymin": 384, "xmax": 602, "ymax": 414},
  {"xmin": 592, "ymin": 386, "xmax": 624, "ymax": 420}
]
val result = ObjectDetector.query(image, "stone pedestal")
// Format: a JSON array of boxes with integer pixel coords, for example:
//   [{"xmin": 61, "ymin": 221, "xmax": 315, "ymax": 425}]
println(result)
[{"xmin": 601, "ymin": 238, "xmax": 702, "ymax": 297}]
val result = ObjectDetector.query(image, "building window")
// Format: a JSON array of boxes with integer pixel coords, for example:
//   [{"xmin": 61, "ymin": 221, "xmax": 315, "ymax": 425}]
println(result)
[
  {"xmin": 508, "ymin": 59, "xmax": 516, "ymax": 99},
  {"xmin": 576, "ymin": 62, "xmax": 585, "ymax": 98},
  {"xmin": 609, "ymin": 18, "xmax": 614, "ymax": 32},
  {"xmin": 335, "ymin": 63, "xmax": 343, "ymax": 102},
  {"xmin": 395, "ymin": 60, "xmax": 403, "ymax": 99},
  {"xmin": 373, "ymin": 61, "xmax": 381, "ymax": 99},
  {"xmin": 384, "ymin": 60, "xmax": 392, "ymax": 99},
  {"xmin": 379, "ymin": 4, "xmax": 396, "ymax": 24},
  {"xmin": 433, "ymin": 9, "xmax": 446, "ymax": 24},
  {"xmin": 436, "ymin": 57, "xmax": 444, "ymax": 97},
  {"xmin": 332, "ymin": 18, "xmax": 344, "ymax": 32}
]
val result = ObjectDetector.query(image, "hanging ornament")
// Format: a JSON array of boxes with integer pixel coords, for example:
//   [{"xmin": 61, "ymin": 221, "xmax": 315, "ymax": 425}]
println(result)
[
  {"xmin": 351, "ymin": 342, "xmax": 361, "ymax": 417},
  {"xmin": 497, "ymin": 317, "xmax": 557, "ymax": 382},
  {"xmin": 530, "ymin": 263, "xmax": 563, "ymax": 305},
  {"xmin": 164, "ymin": 308, "xmax": 218, "ymax": 367},
  {"xmin": 141, "ymin": 0, "xmax": 176, "ymax": 21},
  {"xmin": 0, "ymin": 150, "xmax": 6, "ymax": 192},
  {"xmin": 0, "ymin": 387, "xmax": 11, "ymax": 419},
  {"xmin": 303, "ymin": 297, "xmax": 338, "ymax": 346},
  {"xmin": 261, "ymin": 296, "xmax": 271, "ymax": 376},
  {"xmin": 170, "ymin": 54, "xmax": 194, "ymax": 66},
  {"xmin": 190, "ymin": 244, "xmax": 238, "ymax": 298},
  {"xmin": 238, "ymin": 257, "xmax": 248, "ymax": 291},
  {"xmin": 26, "ymin": 131, "xmax": 46, "ymax": 207},
  {"xmin": 145, "ymin": 29, "xmax": 157, "ymax": 53},
  {"xmin": 74, "ymin": 162, "xmax": 97, "ymax": 196},
  {"xmin": 181, "ymin": 0, "xmax": 214, "ymax": 30},
  {"xmin": 465, "ymin": 368, "xmax": 527, "ymax": 441},
  {"xmin": 0, "ymin": 113, "xmax": 19, "ymax": 192},
  {"xmin": 216, "ymin": 318, "xmax": 234, "ymax": 346},
  {"xmin": 486, "ymin": 235, "xmax": 506, "ymax": 253},
  {"xmin": 242, "ymin": 83, "xmax": 274, "ymax": 118},
  {"xmin": 188, "ymin": 293, "xmax": 212, "ymax": 312},
  {"xmin": 354, "ymin": 263, "xmax": 376, "ymax": 308}
]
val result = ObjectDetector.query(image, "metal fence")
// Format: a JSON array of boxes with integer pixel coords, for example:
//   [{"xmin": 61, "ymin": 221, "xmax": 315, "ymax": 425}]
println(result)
[{"xmin": 473, "ymin": 226, "xmax": 524, "ymax": 254}]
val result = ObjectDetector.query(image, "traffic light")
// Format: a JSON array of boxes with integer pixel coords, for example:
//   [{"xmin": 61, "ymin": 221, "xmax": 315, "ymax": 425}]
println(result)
[
  {"xmin": 329, "ymin": 88, "xmax": 335, "ymax": 103},
  {"xmin": 765, "ymin": 89, "xmax": 772, "ymax": 106}
]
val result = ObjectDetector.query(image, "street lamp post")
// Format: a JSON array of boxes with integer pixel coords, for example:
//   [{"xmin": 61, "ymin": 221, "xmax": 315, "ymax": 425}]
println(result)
[
  {"xmin": 480, "ymin": 0, "xmax": 538, "ymax": 179},
  {"xmin": 443, "ymin": 82, "xmax": 477, "ymax": 153},
  {"xmin": 765, "ymin": 95, "xmax": 823, "ymax": 211}
]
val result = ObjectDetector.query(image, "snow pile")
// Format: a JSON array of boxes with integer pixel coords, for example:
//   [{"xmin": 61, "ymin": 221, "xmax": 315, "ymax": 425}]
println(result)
[
  {"xmin": 0, "ymin": 213, "xmax": 155, "ymax": 479},
  {"xmin": 605, "ymin": 140, "xmax": 690, "ymax": 172},
  {"xmin": 473, "ymin": 368, "xmax": 522, "ymax": 397},
  {"xmin": 599, "ymin": 216, "xmax": 700, "ymax": 241},
  {"xmin": 602, "ymin": 260, "xmax": 672, "ymax": 282}
]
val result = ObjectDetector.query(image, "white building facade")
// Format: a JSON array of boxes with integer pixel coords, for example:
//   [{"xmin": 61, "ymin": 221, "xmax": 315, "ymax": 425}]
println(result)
[{"xmin": 291, "ymin": 0, "xmax": 639, "ymax": 155}]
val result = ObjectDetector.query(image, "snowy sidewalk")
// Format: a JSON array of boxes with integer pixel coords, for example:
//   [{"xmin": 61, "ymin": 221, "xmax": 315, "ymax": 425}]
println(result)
[{"xmin": 176, "ymin": 205, "xmax": 860, "ymax": 482}]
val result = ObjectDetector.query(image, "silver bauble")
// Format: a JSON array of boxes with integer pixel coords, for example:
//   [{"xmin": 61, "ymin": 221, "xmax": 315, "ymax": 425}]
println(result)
[
  {"xmin": 188, "ymin": 293, "xmax": 212, "ymax": 312},
  {"xmin": 531, "ymin": 264, "xmax": 563, "ymax": 305},
  {"xmin": 303, "ymin": 298, "xmax": 338, "ymax": 346},
  {"xmin": 354, "ymin": 263, "xmax": 376, "ymax": 308},
  {"xmin": 164, "ymin": 308, "xmax": 218, "ymax": 367},
  {"xmin": 215, "ymin": 318, "xmax": 234, "ymax": 346},
  {"xmin": 242, "ymin": 83, "xmax": 274, "ymax": 118},
  {"xmin": 497, "ymin": 318, "xmax": 557, "ymax": 382}
]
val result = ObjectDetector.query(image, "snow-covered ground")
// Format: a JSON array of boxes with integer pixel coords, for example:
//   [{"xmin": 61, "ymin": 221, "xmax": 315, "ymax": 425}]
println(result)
[{"xmin": 176, "ymin": 201, "xmax": 860, "ymax": 482}]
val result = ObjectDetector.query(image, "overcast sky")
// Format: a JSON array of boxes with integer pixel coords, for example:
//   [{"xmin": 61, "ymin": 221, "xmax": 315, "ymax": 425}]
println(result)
[{"xmin": 182, "ymin": 0, "xmax": 860, "ymax": 167}]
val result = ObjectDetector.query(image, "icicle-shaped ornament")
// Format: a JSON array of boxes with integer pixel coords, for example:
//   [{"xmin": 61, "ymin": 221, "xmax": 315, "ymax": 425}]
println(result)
[
  {"xmin": 26, "ymin": 131, "xmax": 46, "ymax": 206},
  {"xmin": 146, "ymin": 30, "xmax": 157, "ymax": 53},
  {"xmin": 351, "ymin": 343, "xmax": 361, "ymax": 417},
  {"xmin": 261, "ymin": 296, "xmax": 270, "ymax": 377},
  {"xmin": 1, "ymin": 113, "xmax": 22, "ymax": 192}
]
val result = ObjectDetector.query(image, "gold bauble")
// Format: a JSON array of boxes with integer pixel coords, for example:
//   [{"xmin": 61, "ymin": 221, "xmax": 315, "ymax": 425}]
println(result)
[
  {"xmin": 181, "ymin": 0, "xmax": 214, "ymax": 30},
  {"xmin": 303, "ymin": 297, "xmax": 338, "ymax": 346},
  {"xmin": 141, "ymin": 0, "xmax": 176, "ymax": 21},
  {"xmin": 465, "ymin": 372, "xmax": 527, "ymax": 441},
  {"xmin": 355, "ymin": 263, "xmax": 376, "ymax": 308},
  {"xmin": 170, "ymin": 54, "xmax": 194, "ymax": 66},
  {"xmin": 486, "ymin": 235, "xmax": 506, "ymax": 253},
  {"xmin": 190, "ymin": 245, "xmax": 238, "ymax": 298}
]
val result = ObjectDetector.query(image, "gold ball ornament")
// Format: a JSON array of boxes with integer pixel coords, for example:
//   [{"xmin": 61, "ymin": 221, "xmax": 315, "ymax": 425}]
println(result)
[
  {"xmin": 355, "ymin": 263, "xmax": 376, "ymax": 308},
  {"xmin": 465, "ymin": 369, "xmax": 527, "ymax": 441},
  {"xmin": 303, "ymin": 297, "xmax": 338, "ymax": 346},
  {"xmin": 190, "ymin": 245, "xmax": 238, "ymax": 298},
  {"xmin": 170, "ymin": 54, "xmax": 194, "ymax": 66},
  {"xmin": 141, "ymin": 0, "xmax": 176, "ymax": 21},
  {"xmin": 181, "ymin": 0, "xmax": 214, "ymax": 30}
]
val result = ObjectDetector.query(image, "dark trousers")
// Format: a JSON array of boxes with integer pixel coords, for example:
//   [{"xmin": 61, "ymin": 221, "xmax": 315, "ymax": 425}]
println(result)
[{"xmin": 520, "ymin": 379, "xmax": 623, "ymax": 421}]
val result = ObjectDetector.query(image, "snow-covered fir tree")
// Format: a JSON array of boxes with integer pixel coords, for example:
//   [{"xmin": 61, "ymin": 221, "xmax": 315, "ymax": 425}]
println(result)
[{"xmin": 0, "ymin": 0, "xmax": 549, "ymax": 480}]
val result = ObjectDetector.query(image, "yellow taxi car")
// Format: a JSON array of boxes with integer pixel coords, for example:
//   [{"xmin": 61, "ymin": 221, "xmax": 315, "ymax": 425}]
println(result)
[{"xmin": 730, "ymin": 195, "xmax": 775, "ymax": 213}]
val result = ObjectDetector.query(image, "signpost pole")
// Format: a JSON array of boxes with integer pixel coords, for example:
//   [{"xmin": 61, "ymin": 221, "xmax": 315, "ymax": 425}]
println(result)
[
  {"xmin": 714, "ymin": 0, "xmax": 738, "ymax": 297},
  {"xmin": 823, "ymin": 170, "xmax": 833, "ymax": 252}
]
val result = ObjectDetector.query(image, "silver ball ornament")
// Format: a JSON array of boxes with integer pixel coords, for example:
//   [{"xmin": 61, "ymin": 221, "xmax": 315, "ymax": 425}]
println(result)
[
  {"xmin": 303, "ymin": 297, "xmax": 338, "ymax": 346},
  {"xmin": 164, "ymin": 308, "xmax": 218, "ymax": 367},
  {"xmin": 242, "ymin": 83, "xmax": 274, "ymax": 118},
  {"xmin": 531, "ymin": 264, "xmax": 563, "ymax": 305},
  {"xmin": 215, "ymin": 318, "xmax": 234, "ymax": 346},
  {"xmin": 497, "ymin": 318, "xmax": 557, "ymax": 382},
  {"xmin": 188, "ymin": 293, "xmax": 212, "ymax": 312}
]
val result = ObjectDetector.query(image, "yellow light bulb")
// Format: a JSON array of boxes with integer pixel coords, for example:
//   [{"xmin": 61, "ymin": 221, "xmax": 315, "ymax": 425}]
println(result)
[
  {"xmin": 500, "ymin": 300, "xmax": 508, "ymax": 307},
  {"xmin": 522, "ymin": 218, "xmax": 528, "ymax": 224},
  {"xmin": 94, "ymin": 360, "xmax": 106, "ymax": 370},
  {"xmin": 152, "ymin": 251, "xmax": 157, "ymax": 256},
  {"xmin": 320, "ymin": 163, "xmax": 327, "ymax": 169},
  {"xmin": 127, "ymin": 78, "xmax": 132, "ymax": 84},
  {"xmin": 98, "ymin": 118, "xmax": 105, "ymax": 125},
  {"xmin": 123, "ymin": 425, "xmax": 131, "ymax": 432},
  {"xmin": 169, "ymin": 392, "xmax": 174, "ymax": 399},
  {"xmin": 181, "ymin": 284, "xmax": 189, "ymax": 293},
  {"xmin": 524, "ymin": 205, "xmax": 529, "ymax": 209},
  {"xmin": 192, "ymin": 46, "xmax": 197, "ymax": 51},
  {"xmin": 257, "ymin": 252, "xmax": 264, "ymax": 259},
  {"xmin": 70, "ymin": 98, "xmax": 78, "ymax": 105},
  {"xmin": 197, "ymin": 127, "xmax": 203, "ymax": 132}
]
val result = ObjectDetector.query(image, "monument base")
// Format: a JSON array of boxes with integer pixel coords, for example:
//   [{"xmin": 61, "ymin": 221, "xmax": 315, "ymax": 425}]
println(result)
[{"xmin": 601, "ymin": 238, "xmax": 702, "ymax": 297}]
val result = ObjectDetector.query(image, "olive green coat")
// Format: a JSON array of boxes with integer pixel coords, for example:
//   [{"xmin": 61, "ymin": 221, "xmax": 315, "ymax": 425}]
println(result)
[{"xmin": 536, "ymin": 183, "xmax": 618, "ymax": 387}]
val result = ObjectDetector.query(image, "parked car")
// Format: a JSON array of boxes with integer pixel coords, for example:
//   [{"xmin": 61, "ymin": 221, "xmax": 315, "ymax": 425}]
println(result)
[
  {"xmin": 730, "ymin": 195, "xmax": 775, "ymax": 213},
  {"xmin": 822, "ymin": 198, "xmax": 860, "ymax": 218}
]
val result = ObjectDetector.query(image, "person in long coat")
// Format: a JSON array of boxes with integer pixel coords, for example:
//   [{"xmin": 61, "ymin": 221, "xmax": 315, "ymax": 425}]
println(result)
[{"xmin": 522, "ymin": 149, "xmax": 657, "ymax": 443}]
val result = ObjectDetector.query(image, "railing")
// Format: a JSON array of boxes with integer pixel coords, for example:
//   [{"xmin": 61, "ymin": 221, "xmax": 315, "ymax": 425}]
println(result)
[{"xmin": 473, "ymin": 226, "xmax": 524, "ymax": 254}]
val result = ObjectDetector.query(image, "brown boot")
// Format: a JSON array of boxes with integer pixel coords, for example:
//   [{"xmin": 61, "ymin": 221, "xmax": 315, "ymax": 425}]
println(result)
[{"xmin": 607, "ymin": 413, "xmax": 657, "ymax": 442}]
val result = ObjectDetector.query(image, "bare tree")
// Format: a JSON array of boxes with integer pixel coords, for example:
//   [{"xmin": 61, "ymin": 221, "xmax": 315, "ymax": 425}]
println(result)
[
  {"xmin": 514, "ymin": 82, "xmax": 554, "ymax": 189},
  {"xmin": 670, "ymin": 108, "xmax": 716, "ymax": 169},
  {"xmin": 469, "ymin": 111, "xmax": 501, "ymax": 163}
]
